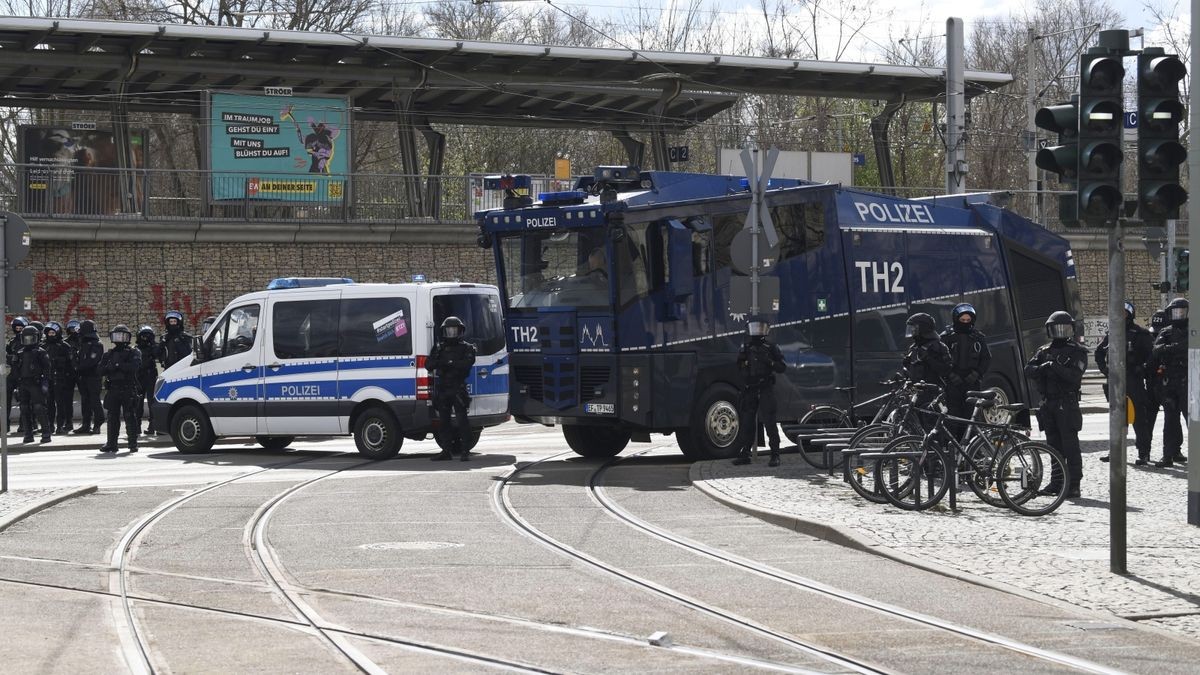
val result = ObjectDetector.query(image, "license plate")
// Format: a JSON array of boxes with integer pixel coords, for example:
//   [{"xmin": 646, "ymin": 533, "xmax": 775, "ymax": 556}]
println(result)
[{"xmin": 585, "ymin": 403, "xmax": 615, "ymax": 414}]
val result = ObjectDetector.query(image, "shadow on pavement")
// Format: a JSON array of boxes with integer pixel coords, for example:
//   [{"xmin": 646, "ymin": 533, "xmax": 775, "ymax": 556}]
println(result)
[
  {"xmin": 139, "ymin": 444, "xmax": 519, "ymax": 473},
  {"xmin": 497, "ymin": 453, "xmax": 696, "ymax": 493}
]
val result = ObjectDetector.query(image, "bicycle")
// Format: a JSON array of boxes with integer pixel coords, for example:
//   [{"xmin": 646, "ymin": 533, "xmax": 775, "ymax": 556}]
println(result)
[
  {"xmin": 844, "ymin": 383, "xmax": 942, "ymax": 503},
  {"xmin": 790, "ymin": 378, "xmax": 916, "ymax": 470}
]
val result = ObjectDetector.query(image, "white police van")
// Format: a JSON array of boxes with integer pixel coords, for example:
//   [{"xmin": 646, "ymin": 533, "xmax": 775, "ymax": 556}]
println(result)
[{"xmin": 151, "ymin": 278, "xmax": 509, "ymax": 459}]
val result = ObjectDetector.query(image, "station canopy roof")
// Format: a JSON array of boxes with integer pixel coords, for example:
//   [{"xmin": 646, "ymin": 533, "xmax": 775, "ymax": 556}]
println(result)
[{"xmin": 0, "ymin": 17, "xmax": 1013, "ymax": 130}]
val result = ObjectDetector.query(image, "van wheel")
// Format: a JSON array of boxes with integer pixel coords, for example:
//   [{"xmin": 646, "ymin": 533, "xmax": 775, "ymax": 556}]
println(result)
[
  {"xmin": 354, "ymin": 407, "xmax": 402, "ymax": 460},
  {"xmin": 172, "ymin": 405, "xmax": 215, "ymax": 454},
  {"xmin": 256, "ymin": 435, "xmax": 294, "ymax": 451},
  {"xmin": 434, "ymin": 427, "xmax": 481, "ymax": 454},
  {"xmin": 563, "ymin": 425, "xmax": 630, "ymax": 458},
  {"xmin": 676, "ymin": 383, "xmax": 742, "ymax": 461},
  {"xmin": 980, "ymin": 376, "xmax": 1015, "ymax": 426}
]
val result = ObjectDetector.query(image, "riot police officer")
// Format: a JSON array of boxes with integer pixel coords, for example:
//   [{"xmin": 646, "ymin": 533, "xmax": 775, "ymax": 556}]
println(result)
[
  {"xmin": 901, "ymin": 313, "xmax": 952, "ymax": 430},
  {"xmin": 159, "ymin": 310, "xmax": 192, "ymax": 369},
  {"xmin": 1147, "ymin": 298, "xmax": 1188, "ymax": 468},
  {"xmin": 1096, "ymin": 302, "xmax": 1155, "ymax": 465},
  {"xmin": 1025, "ymin": 311, "xmax": 1088, "ymax": 498},
  {"xmin": 427, "ymin": 316, "xmax": 476, "ymax": 461},
  {"xmin": 65, "ymin": 319, "xmax": 81, "ymax": 350},
  {"xmin": 201, "ymin": 315, "xmax": 217, "ymax": 338},
  {"xmin": 134, "ymin": 326, "xmax": 161, "ymax": 435},
  {"xmin": 6, "ymin": 316, "xmax": 28, "ymax": 431},
  {"xmin": 44, "ymin": 322, "xmax": 76, "ymax": 435},
  {"xmin": 732, "ymin": 318, "xmax": 788, "ymax": 467},
  {"xmin": 15, "ymin": 325, "xmax": 52, "ymax": 443},
  {"xmin": 940, "ymin": 303, "xmax": 992, "ymax": 426},
  {"xmin": 73, "ymin": 319, "xmax": 105, "ymax": 434},
  {"xmin": 98, "ymin": 325, "xmax": 141, "ymax": 453}
]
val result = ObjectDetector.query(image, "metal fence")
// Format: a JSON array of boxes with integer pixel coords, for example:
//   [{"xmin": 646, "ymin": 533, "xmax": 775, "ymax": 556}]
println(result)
[{"xmin": 0, "ymin": 163, "xmax": 1123, "ymax": 232}]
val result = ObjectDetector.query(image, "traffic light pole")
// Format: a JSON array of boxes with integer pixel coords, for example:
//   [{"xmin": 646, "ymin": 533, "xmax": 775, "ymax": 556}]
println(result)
[
  {"xmin": 1188, "ymin": 11, "xmax": 1199, "ymax": 527},
  {"xmin": 1, "ymin": 214, "xmax": 7, "ymax": 493},
  {"xmin": 1108, "ymin": 226, "xmax": 1127, "ymax": 572}
]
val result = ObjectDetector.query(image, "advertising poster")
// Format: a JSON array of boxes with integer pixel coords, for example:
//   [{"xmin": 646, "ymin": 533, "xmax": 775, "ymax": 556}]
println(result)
[
  {"xmin": 209, "ymin": 92, "xmax": 350, "ymax": 202},
  {"xmin": 19, "ymin": 126, "xmax": 145, "ymax": 215}
]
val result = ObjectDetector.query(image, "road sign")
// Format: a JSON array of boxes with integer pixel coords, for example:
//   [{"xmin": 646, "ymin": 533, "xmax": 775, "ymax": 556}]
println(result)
[
  {"xmin": 730, "ymin": 229, "xmax": 779, "ymax": 276},
  {"xmin": 5, "ymin": 268, "xmax": 32, "ymax": 312},
  {"xmin": 2, "ymin": 212, "xmax": 30, "ymax": 266},
  {"xmin": 852, "ymin": 153, "xmax": 866, "ymax": 166},
  {"xmin": 668, "ymin": 145, "xmax": 689, "ymax": 163},
  {"xmin": 730, "ymin": 276, "xmax": 779, "ymax": 315}
]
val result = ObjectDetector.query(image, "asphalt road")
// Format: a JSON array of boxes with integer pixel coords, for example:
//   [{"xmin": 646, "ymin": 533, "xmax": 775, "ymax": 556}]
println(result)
[{"xmin": 1, "ymin": 422, "xmax": 1198, "ymax": 674}]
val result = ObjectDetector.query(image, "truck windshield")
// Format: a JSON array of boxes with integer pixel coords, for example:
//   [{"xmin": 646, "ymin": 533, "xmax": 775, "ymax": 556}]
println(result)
[{"xmin": 500, "ymin": 229, "xmax": 611, "ymax": 309}]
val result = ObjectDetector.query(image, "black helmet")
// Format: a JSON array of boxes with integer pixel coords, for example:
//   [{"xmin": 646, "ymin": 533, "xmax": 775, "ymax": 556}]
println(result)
[
  {"xmin": 201, "ymin": 315, "xmax": 217, "ymax": 335},
  {"xmin": 952, "ymin": 303, "xmax": 976, "ymax": 332},
  {"xmin": 905, "ymin": 313, "xmax": 938, "ymax": 341},
  {"xmin": 29, "ymin": 321, "xmax": 43, "ymax": 336},
  {"xmin": 440, "ymin": 316, "xmax": 465, "ymax": 340},
  {"xmin": 1045, "ymin": 311, "xmax": 1075, "ymax": 340},
  {"xmin": 1167, "ymin": 297, "xmax": 1188, "ymax": 323},
  {"xmin": 747, "ymin": 317, "xmax": 770, "ymax": 338},
  {"xmin": 19, "ymin": 325, "xmax": 39, "ymax": 347},
  {"xmin": 1124, "ymin": 301, "xmax": 1135, "ymax": 320},
  {"xmin": 11, "ymin": 316, "xmax": 27, "ymax": 333},
  {"xmin": 66, "ymin": 319, "xmax": 80, "ymax": 335},
  {"xmin": 137, "ymin": 325, "xmax": 155, "ymax": 344},
  {"xmin": 45, "ymin": 321, "xmax": 62, "ymax": 340},
  {"xmin": 110, "ymin": 324, "xmax": 132, "ymax": 345},
  {"xmin": 164, "ymin": 310, "xmax": 184, "ymax": 332},
  {"xmin": 79, "ymin": 319, "xmax": 98, "ymax": 339}
]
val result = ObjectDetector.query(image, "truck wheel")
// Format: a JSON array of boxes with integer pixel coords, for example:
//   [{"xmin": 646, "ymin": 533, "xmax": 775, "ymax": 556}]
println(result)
[
  {"xmin": 676, "ymin": 383, "xmax": 742, "ymax": 461},
  {"xmin": 171, "ymin": 405, "xmax": 215, "ymax": 454},
  {"xmin": 434, "ymin": 427, "xmax": 481, "ymax": 454},
  {"xmin": 563, "ymin": 425, "xmax": 630, "ymax": 458},
  {"xmin": 256, "ymin": 435, "xmax": 294, "ymax": 451},
  {"xmin": 980, "ymin": 376, "xmax": 1015, "ymax": 426},
  {"xmin": 354, "ymin": 407, "xmax": 402, "ymax": 460}
]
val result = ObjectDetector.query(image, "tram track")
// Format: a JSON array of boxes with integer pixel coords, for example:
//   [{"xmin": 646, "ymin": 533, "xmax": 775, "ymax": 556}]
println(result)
[{"xmin": 589, "ymin": 452, "xmax": 1127, "ymax": 675}]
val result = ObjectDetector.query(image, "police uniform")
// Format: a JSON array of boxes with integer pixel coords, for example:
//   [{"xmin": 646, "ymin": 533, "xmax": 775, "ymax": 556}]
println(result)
[
  {"xmin": 98, "ymin": 325, "xmax": 141, "ymax": 453},
  {"xmin": 134, "ymin": 326, "xmax": 162, "ymax": 435},
  {"xmin": 44, "ymin": 322, "xmax": 77, "ymax": 435},
  {"xmin": 1025, "ymin": 311, "xmax": 1088, "ymax": 497},
  {"xmin": 732, "ymin": 319, "xmax": 788, "ymax": 467},
  {"xmin": 158, "ymin": 310, "xmax": 193, "ymax": 369},
  {"xmin": 73, "ymin": 320, "xmax": 105, "ymax": 434},
  {"xmin": 1094, "ymin": 303, "xmax": 1154, "ymax": 464},
  {"xmin": 15, "ymin": 326, "xmax": 52, "ymax": 443},
  {"xmin": 940, "ymin": 304, "xmax": 992, "ymax": 426},
  {"xmin": 426, "ymin": 316, "xmax": 476, "ymax": 461},
  {"xmin": 1146, "ymin": 298, "xmax": 1188, "ymax": 467},
  {"xmin": 901, "ymin": 313, "xmax": 952, "ymax": 431},
  {"xmin": 6, "ymin": 317, "xmax": 28, "ymax": 431}
]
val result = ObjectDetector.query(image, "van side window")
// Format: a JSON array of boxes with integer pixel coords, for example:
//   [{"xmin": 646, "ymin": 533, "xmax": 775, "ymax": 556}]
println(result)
[
  {"xmin": 340, "ymin": 297, "xmax": 413, "ymax": 357},
  {"xmin": 272, "ymin": 299, "xmax": 340, "ymax": 359},
  {"xmin": 771, "ymin": 201, "xmax": 827, "ymax": 259},
  {"xmin": 711, "ymin": 211, "xmax": 746, "ymax": 270},
  {"xmin": 432, "ymin": 294, "xmax": 505, "ymax": 356},
  {"xmin": 205, "ymin": 304, "xmax": 260, "ymax": 361}
]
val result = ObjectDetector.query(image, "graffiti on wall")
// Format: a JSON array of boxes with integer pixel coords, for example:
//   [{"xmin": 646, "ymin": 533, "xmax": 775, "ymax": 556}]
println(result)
[
  {"xmin": 150, "ymin": 284, "xmax": 216, "ymax": 328},
  {"xmin": 31, "ymin": 272, "xmax": 97, "ymax": 323}
]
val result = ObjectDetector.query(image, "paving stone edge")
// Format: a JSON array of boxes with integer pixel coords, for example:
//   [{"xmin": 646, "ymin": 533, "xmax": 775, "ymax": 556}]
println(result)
[
  {"xmin": 0, "ymin": 485, "xmax": 98, "ymax": 533},
  {"xmin": 688, "ymin": 460, "xmax": 1177, "ymax": 636}
]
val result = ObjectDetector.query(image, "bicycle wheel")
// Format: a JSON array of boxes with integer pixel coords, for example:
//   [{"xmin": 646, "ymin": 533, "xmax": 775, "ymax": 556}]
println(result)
[
  {"xmin": 846, "ymin": 423, "xmax": 895, "ymax": 503},
  {"xmin": 963, "ymin": 428, "xmax": 1029, "ymax": 508},
  {"xmin": 876, "ymin": 435, "xmax": 951, "ymax": 511},
  {"xmin": 996, "ymin": 441, "xmax": 1067, "ymax": 516},
  {"xmin": 797, "ymin": 405, "xmax": 852, "ymax": 470}
]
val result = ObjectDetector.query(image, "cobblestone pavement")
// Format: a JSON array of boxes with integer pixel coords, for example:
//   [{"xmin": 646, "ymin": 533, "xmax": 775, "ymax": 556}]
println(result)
[
  {"xmin": 696, "ymin": 405, "xmax": 1200, "ymax": 642},
  {"xmin": 0, "ymin": 487, "xmax": 85, "ymax": 530}
]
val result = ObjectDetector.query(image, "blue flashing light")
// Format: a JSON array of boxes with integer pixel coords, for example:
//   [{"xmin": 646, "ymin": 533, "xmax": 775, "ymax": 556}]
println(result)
[
  {"xmin": 412, "ymin": 274, "xmax": 427, "ymax": 282},
  {"xmin": 266, "ymin": 277, "xmax": 353, "ymax": 290},
  {"xmin": 737, "ymin": 177, "xmax": 781, "ymax": 191},
  {"xmin": 484, "ymin": 174, "xmax": 532, "ymax": 191},
  {"xmin": 538, "ymin": 190, "xmax": 587, "ymax": 205}
]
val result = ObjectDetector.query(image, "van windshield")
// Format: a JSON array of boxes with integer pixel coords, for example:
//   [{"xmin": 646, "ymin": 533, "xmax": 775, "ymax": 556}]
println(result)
[
  {"xmin": 433, "ymin": 293, "xmax": 505, "ymax": 355},
  {"xmin": 500, "ymin": 229, "xmax": 610, "ymax": 309}
]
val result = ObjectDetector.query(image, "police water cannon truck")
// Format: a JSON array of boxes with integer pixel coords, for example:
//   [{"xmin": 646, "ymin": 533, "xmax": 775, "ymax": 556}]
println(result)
[{"xmin": 476, "ymin": 167, "xmax": 1083, "ymax": 460}]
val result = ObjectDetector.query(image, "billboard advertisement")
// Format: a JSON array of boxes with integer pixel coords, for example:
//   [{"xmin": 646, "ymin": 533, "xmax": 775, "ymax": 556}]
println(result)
[
  {"xmin": 18, "ymin": 126, "xmax": 146, "ymax": 215},
  {"xmin": 208, "ymin": 92, "xmax": 350, "ymax": 202}
]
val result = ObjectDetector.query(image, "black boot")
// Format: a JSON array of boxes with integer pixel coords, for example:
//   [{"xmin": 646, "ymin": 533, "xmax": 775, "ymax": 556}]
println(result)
[
  {"xmin": 128, "ymin": 445, "xmax": 138, "ymax": 453},
  {"xmin": 768, "ymin": 452, "xmax": 780, "ymax": 468},
  {"xmin": 99, "ymin": 445, "xmax": 117, "ymax": 453},
  {"xmin": 40, "ymin": 431, "xmax": 51, "ymax": 444},
  {"xmin": 1134, "ymin": 456, "xmax": 1149, "ymax": 466},
  {"xmin": 22, "ymin": 434, "xmax": 33, "ymax": 443},
  {"xmin": 431, "ymin": 451, "xmax": 453, "ymax": 461},
  {"xmin": 460, "ymin": 451, "xmax": 470, "ymax": 462},
  {"xmin": 732, "ymin": 453, "xmax": 752, "ymax": 466},
  {"xmin": 1155, "ymin": 457, "xmax": 1175, "ymax": 468}
]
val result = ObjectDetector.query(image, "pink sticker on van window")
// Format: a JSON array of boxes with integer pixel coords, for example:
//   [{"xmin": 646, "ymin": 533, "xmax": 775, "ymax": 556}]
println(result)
[{"xmin": 394, "ymin": 319, "xmax": 408, "ymax": 338}]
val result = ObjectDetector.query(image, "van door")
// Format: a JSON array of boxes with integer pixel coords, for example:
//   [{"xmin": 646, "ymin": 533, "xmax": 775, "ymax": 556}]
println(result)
[
  {"xmin": 431, "ymin": 288, "xmax": 509, "ymax": 417},
  {"xmin": 262, "ymin": 290, "xmax": 342, "ymax": 434},
  {"xmin": 199, "ymin": 303, "xmax": 263, "ymax": 436},
  {"xmin": 843, "ymin": 228, "xmax": 910, "ymax": 396},
  {"xmin": 336, "ymin": 293, "xmax": 418, "ymax": 426}
]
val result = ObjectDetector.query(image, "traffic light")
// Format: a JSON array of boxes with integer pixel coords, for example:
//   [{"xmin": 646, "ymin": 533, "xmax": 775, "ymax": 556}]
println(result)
[
  {"xmin": 1136, "ymin": 48, "xmax": 1188, "ymax": 221},
  {"xmin": 1077, "ymin": 50, "xmax": 1125, "ymax": 224},
  {"xmin": 1176, "ymin": 248, "xmax": 1190, "ymax": 293},
  {"xmin": 1035, "ymin": 99, "xmax": 1080, "ymax": 226}
]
